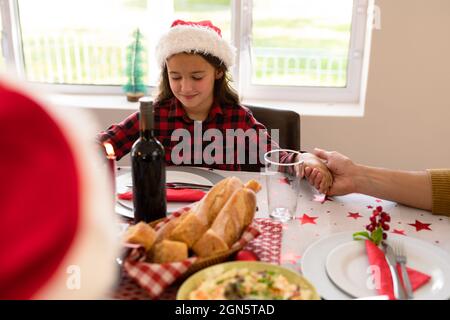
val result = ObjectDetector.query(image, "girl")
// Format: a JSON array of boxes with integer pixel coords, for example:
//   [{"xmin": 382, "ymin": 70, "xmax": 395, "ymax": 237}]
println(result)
[{"xmin": 98, "ymin": 20, "xmax": 332, "ymax": 193}]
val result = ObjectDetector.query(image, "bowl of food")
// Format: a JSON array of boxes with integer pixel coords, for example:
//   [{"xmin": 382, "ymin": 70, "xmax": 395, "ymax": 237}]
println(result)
[{"xmin": 176, "ymin": 261, "xmax": 320, "ymax": 300}]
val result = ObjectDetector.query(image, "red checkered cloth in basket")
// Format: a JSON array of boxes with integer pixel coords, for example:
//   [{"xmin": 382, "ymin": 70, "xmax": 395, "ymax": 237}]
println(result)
[
  {"xmin": 122, "ymin": 207, "xmax": 261, "ymax": 300},
  {"xmin": 114, "ymin": 217, "xmax": 283, "ymax": 300}
]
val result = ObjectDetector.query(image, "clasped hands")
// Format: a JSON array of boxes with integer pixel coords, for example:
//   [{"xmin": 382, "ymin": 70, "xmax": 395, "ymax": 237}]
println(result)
[{"xmin": 294, "ymin": 149, "xmax": 353, "ymax": 196}]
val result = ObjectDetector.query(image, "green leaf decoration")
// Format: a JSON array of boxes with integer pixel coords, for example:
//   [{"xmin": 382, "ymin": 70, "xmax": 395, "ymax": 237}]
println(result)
[
  {"xmin": 352, "ymin": 231, "xmax": 371, "ymax": 241},
  {"xmin": 371, "ymin": 227, "xmax": 383, "ymax": 246}
]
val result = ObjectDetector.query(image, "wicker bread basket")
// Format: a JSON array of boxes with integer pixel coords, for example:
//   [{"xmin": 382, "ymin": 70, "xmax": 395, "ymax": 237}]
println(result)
[{"xmin": 148, "ymin": 215, "xmax": 252, "ymax": 280}]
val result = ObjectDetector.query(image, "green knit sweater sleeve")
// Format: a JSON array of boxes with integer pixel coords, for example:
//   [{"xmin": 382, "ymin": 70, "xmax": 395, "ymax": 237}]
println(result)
[{"xmin": 427, "ymin": 169, "xmax": 450, "ymax": 216}]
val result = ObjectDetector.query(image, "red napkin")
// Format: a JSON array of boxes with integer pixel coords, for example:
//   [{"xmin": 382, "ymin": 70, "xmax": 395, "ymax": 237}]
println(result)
[
  {"xmin": 117, "ymin": 189, "xmax": 205, "ymax": 202},
  {"xmin": 365, "ymin": 240, "xmax": 431, "ymax": 299}
]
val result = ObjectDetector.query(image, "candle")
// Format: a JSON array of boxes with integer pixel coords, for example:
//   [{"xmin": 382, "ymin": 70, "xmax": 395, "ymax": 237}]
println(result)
[{"xmin": 103, "ymin": 142, "xmax": 116, "ymax": 194}]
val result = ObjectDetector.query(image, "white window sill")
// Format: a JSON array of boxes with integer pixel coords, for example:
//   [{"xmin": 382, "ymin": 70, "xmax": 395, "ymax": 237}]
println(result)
[{"xmin": 47, "ymin": 93, "xmax": 365, "ymax": 118}]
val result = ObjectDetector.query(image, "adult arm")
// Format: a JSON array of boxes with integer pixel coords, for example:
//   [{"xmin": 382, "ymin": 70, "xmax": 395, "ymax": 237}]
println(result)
[{"xmin": 312, "ymin": 148, "xmax": 434, "ymax": 212}]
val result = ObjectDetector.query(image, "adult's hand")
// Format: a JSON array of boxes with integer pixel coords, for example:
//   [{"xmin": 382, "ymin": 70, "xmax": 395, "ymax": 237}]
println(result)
[
  {"xmin": 310, "ymin": 148, "xmax": 359, "ymax": 196},
  {"xmin": 311, "ymin": 148, "xmax": 433, "ymax": 212}
]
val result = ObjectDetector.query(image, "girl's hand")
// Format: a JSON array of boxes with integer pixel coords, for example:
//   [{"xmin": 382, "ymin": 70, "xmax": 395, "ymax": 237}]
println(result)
[{"xmin": 296, "ymin": 152, "xmax": 333, "ymax": 194}]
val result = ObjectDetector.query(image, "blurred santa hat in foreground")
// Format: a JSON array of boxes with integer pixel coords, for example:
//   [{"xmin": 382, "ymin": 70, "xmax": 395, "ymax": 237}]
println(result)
[{"xmin": 0, "ymin": 75, "xmax": 120, "ymax": 299}]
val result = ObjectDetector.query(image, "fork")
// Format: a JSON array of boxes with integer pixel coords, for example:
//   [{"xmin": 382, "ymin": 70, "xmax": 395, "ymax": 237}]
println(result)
[{"xmin": 394, "ymin": 241, "xmax": 414, "ymax": 300}]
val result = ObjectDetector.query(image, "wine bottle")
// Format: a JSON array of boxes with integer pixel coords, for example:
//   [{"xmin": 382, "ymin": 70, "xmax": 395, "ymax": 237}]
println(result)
[{"xmin": 131, "ymin": 97, "xmax": 166, "ymax": 223}]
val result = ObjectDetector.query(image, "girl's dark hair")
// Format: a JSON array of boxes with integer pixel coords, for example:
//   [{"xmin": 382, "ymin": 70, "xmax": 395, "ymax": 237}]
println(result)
[{"xmin": 155, "ymin": 52, "xmax": 240, "ymax": 106}]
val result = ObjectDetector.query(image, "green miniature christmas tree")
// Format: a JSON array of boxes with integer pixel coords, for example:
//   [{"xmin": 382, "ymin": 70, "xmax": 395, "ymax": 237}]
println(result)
[{"xmin": 123, "ymin": 28, "xmax": 147, "ymax": 102}]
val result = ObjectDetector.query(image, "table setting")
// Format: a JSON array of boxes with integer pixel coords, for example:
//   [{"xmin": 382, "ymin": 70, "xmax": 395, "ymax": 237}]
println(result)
[{"xmin": 112, "ymin": 150, "xmax": 450, "ymax": 300}]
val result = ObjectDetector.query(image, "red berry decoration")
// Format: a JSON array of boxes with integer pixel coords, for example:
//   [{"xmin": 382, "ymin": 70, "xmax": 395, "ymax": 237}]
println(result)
[{"xmin": 355, "ymin": 206, "xmax": 391, "ymax": 246}]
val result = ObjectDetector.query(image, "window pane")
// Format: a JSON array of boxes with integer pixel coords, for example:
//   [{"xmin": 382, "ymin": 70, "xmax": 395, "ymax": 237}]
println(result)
[
  {"xmin": 18, "ymin": 0, "xmax": 231, "ymax": 86},
  {"xmin": 173, "ymin": 0, "xmax": 231, "ymax": 42},
  {"xmin": 251, "ymin": 0, "xmax": 353, "ymax": 87},
  {"xmin": 19, "ymin": 0, "xmax": 151, "ymax": 85}
]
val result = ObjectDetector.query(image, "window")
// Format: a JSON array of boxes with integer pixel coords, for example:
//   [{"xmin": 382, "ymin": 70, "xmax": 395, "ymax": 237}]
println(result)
[
  {"xmin": 250, "ymin": 0, "xmax": 352, "ymax": 88},
  {"xmin": 16, "ymin": 0, "xmax": 232, "ymax": 88},
  {"xmin": 0, "ymin": 10, "xmax": 4, "ymax": 71},
  {"xmin": 2, "ymin": 0, "xmax": 373, "ymax": 105},
  {"xmin": 238, "ymin": 0, "xmax": 370, "ymax": 103},
  {"xmin": 18, "ymin": 0, "xmax": 151, "ymax": 85}
]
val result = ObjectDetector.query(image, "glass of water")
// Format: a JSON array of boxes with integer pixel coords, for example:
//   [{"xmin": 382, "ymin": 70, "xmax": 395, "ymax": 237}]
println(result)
[{"xmin": 264, "ymin": 149, "xmax": 303, "ymax": 222}]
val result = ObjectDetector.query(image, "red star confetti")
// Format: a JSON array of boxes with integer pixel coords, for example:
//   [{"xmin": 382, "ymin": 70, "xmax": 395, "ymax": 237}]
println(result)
[
  {"xmin": 298, "ymin": 214, "xmax": 318, "ymax": 225},
  {"xmin": 392, "ymin": 229, "xmax": 406, "ymax": 235},
  {"xmin": 375, "ymin": 199, "xmax": 383, "ymax": 203},
  {"xmin": 408, "ymin": 220, "xmax": 432, "ymax": 232},
  {"xmin": 367, "ymin": 205, "xmax": 373, "ymax": 209},
  {"xmin": 281, "ymin": 252, "xmax": 302, "ymax": 264},
  {"xmin": 347, "ymin": 212, "xmax": 363, "ymax": 220},
  {"xmin": 279, "ymin": 177, "xmax": 289, "ymax": 184},
  {"xmin": 313, "ymin": 194, "xmax": 333, "ymax": 204}
]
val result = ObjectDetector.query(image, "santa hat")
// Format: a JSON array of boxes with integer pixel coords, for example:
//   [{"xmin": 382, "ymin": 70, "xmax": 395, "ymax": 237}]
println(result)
[
  {"xmin": 155, "ymin": 19, "xmax": 236, "ymax": 68},
  {"xmin": 0, "ymin": 76, "xmax": 119, "ymax": 299}
]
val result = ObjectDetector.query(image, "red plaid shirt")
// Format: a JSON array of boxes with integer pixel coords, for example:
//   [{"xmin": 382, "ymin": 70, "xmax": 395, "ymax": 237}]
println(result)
[{"xmin": 97, "ymin": 98, "xmax": 292, "ymax": 171}]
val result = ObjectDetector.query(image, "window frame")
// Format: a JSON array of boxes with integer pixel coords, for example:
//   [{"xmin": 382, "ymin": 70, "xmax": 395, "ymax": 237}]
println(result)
[
  {"xmin": 235, "ymin": 0, "xmax": 371, "ymax": 103},
  {"xmin": 1, "ymin": 0, "xmax": 374, "ymax": 106},
  {"xmin": 1, "ymin": 0, "xmax": 25, "ymax": 76}
]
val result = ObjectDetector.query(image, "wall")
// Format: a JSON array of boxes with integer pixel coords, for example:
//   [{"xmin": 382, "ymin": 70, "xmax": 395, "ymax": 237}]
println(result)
[{"xmin": 302, "ymin": 0, "xmax": 450, "ymax": 170}]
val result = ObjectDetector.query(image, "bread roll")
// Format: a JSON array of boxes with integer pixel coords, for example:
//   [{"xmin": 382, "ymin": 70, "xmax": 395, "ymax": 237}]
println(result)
[
  {"xmin": 192, "ymin": 186, "xmax": 257, "ymax": 257},
  {"xmin": 123, "ymin": 222, "xmax": 156, "ymax": 251},
  {"xmin": 152, "ymin": 240, "xmax": 188, "ymax": 263}
]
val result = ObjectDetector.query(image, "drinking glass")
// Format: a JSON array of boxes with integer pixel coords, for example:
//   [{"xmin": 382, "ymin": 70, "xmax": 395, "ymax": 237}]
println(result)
[{"xmin": 264, "ymin": 149, "xmax": 303, "ymax": 222}]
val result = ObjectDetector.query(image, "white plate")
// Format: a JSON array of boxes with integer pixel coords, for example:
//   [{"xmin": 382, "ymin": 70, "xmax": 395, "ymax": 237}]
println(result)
[
  {"xmin": 115, "ymin": 167, "xmax": 223, "ymax": 219},
  {"xmin": 301, "ymin": 232, "xmax": 450, "ymax": 300}
]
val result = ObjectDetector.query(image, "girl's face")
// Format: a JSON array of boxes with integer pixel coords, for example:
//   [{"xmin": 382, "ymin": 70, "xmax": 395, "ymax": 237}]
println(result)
[{"xmin": 166, "ymin": 53, "xmax": 223, "ymax": 119}]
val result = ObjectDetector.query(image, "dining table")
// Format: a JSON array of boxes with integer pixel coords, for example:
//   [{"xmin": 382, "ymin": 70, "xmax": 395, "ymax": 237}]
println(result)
[{"xmin": 113, "ymin": 166, "xmax": 450, "ymax": 300}]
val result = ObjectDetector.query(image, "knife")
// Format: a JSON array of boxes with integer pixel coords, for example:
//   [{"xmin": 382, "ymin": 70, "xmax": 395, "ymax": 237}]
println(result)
[
  {"xmin": 126, "ymin": 183, "xmax": 212, "ymax": 190},
  {"xmin": 382, "ymin": 242, "xmax": 406, "ymax": 300}
]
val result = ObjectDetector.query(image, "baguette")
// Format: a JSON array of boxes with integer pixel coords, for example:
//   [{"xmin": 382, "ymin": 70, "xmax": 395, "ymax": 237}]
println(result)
[
  {"xmin": 195, "ymin": 176, "xmax": 244, "ymax": 226},
  {"xmin": 168, "ymin": 177, "xmax": 243, "ymax": 248},
  {"xmin": 168, "ymin": 211, "xmax": 208, "ymax": 247},
  {"xmin": 244, "ymin": 179, "xmax": 262, "ymax": 193},
  {"xmin": 192, "ymin": 186, "xmax": 258, "ymax": 257},
  {"xmin": 154, "ymin": 209, "xmax": 192, "ymax": 244}
]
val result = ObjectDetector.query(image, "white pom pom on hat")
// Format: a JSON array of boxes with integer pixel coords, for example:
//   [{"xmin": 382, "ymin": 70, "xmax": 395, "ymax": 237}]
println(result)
[{"xmin": 155, "ymin": 19, "xmax": 236, "ymax": 68}]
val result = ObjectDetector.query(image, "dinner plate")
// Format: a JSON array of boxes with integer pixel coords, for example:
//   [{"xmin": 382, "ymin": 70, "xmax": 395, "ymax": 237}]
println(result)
[
  {"xmin": 115, "ymin": 166, "xmax": 224, "ymax": 219},
  {"xmin": 301, "ymin": 232, "xmax": 450, "ymax": 300},
  {"xmin": 177, "ymin": 261, "xmax": 320, "ymax": 300}
]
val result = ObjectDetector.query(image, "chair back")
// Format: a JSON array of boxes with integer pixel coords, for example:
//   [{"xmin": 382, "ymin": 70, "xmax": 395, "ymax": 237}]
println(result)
[
  {"xmin": 246, "ymin": 105, "xmax": 300, "ymax": 151},
  {"xmin": 242, "ymin": 105, "xmax": 301, "ymax": 171}
]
